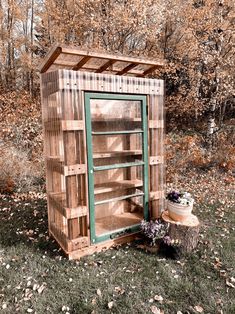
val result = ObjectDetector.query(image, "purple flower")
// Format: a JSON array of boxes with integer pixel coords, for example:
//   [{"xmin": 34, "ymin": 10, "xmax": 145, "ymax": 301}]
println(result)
[
  {"xmin": 141, "ymin": 219, "xmax": 169, "ymax": 245},
  {"xmin": 163, "ymin": 235, "xmax": 172, "ymax": 246}
]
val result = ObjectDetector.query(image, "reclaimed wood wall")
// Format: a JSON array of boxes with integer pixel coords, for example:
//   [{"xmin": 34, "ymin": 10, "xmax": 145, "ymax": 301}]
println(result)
[{"xmin": 41, "ymin": 69, "xmax": 164, "ymax": 257}]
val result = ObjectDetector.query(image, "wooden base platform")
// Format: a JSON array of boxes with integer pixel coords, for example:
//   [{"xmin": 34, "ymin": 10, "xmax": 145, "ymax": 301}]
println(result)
[{"xmin": 50, "ymin": 231, "xmax": 140, "ymax": 260}]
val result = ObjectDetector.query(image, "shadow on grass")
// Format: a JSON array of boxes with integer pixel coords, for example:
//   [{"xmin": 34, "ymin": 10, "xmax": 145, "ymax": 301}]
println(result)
[{"xmin": 0, "ymin": 195, "xmax": 61, "ymax": 257}]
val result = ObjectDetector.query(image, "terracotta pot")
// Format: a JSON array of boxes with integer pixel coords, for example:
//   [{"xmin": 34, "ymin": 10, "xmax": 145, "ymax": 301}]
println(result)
[{"xmin": 167, "ymin": 200, "xmax": 193, "ymax": 222}]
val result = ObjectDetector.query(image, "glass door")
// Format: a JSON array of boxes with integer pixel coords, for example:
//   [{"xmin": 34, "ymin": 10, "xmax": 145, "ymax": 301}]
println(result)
[{"xmin": 85, "ymin": 93, "xmax": 149, "ymax": 244}]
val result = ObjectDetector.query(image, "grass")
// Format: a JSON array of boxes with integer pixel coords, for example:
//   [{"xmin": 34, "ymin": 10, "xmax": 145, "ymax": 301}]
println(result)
[{"xmin": 0, "ymin": 171, "xmax": 235, "ymax": 314}]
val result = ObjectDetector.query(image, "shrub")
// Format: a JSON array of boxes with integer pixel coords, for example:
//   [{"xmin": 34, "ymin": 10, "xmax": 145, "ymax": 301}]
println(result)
[{"xmin": 0, "ymin": 141, "xmax": 45, "ymax": 194}]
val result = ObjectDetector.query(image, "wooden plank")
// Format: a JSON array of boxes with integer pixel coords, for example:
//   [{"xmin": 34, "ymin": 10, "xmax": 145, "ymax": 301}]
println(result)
[
  {"xmin": 94, "ymin": 192, "xmax": 144, "ymax": 206},
  {"xmin": 78, "ymin": 89, "xmax": 89, "ymax": 239},
  {"xmin": 64, "ymin": 164, "xmax": 86, "ymax": 176},
  {"xmin": 96, "ymin": 59, "xmax": 116, "ymax": 73},
  {"xmin": 94, "ymin": 179, "xmax": 143, "ymax": 195},
  {"xmin": 68, "ymin": 232, "xmax": 140, "ymax": 260},
  {"xmin": 40, "ymin": 46, "xmax": 165, "ymax": 74},
  {"xmin": 46, "ymin": 157, "xmax": 64, "ymax": 175},
  {"xmin": 93, "ymin": 150, "xmax": 142, "ymax": 159},
  {"xmin": 137, "ymin": 65, "xmax": 159, "ymax": 77},
  {"xmin": 149, "ymin": 120, "xmax": 164, "ymax": 128},
  {"xmin": 72, "ymin": 56, "xmax": 91, "ymax": 71},
  {"xmin": 45, "ymin": 120, "xmax": 84, "ymax": 131},
  {"xmin": 61, "ymin": 120, "xmax": 84, "ymax": 131},
  {"xmin": 92, "ymin": 130, "xmax": 143, "ymax": 135},
  {"xmin": 48, "ymin": 192, "xmax": 87, "ymax": 219},
  {"xmin": 94, "ymin": 161, "xmax": 144, "ymax": 171},
  {"xmin": 149, "ymin": 190, "xmax": 165, "ymax": 200},
  {"xmin": 50, "ymin": 223, "xmax": 88, "ymax": 252},
  {"xmin": 61, "ymin": 46, "xmax": 165, "ymax": 67},
  {"xmin": 149, "ymin": 156, "xmax": 164, "ymax": 165},
  {"xmin": 50, "ymin": 221, "xmax": 70, "ymax": 252},
  {"xmin": 39, "ymin": 46, "xmax": 62, "ymax": 73},
  {"xmin": 65, "ymin": 206, "xmax": 88, "ymax": 219},
  {"xmin": 117, "ymin": 63, "xmax": 137, "ymax": 76},
  {"xmin": 71, "ymin": 236, "xmax": 89, "ymax": 250},
  {"xmin": 55, "ymin": 61, "xmax": 145, "ymax": 76},
  {"xmin": 92, "ymin": 118, "xmax": 141, "ymax": 122},
  {"xmin": 44, "ymin": 120, "xmax": 61, "ymax": 132},
  {"xmin": 62, "ymin": 84, "xmax": 80, "ymax": 239},
  {"xmin": 48, "ymin": 192, "xmax": 65, "ymax": 212}
]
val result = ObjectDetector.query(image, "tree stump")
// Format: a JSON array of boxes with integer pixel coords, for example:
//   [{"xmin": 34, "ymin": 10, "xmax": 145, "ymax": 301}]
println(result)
[{"xmin": 162, "ymin": 210, "xmax": 200, "ymax": 254}]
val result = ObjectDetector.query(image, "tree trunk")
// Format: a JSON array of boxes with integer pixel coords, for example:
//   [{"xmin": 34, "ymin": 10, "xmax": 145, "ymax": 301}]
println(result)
[
  {"xmin": 162, "ymin": 211, "xmax": 200, "ymax": 254},
  {"xmin": 206, "ymin": 99, "xmax": 217, "ymax": 152}
]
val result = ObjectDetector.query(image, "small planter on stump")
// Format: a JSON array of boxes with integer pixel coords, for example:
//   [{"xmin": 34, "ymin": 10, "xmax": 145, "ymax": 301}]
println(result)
[{"xmin": 167, "ymin": 200, "xmax": 193, "ymax": 223}]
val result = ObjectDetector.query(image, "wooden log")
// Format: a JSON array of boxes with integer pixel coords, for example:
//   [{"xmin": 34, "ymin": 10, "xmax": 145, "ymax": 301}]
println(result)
[{"xmin": 162, "ymin": 211, "xmax": 200, "ymax": 253}]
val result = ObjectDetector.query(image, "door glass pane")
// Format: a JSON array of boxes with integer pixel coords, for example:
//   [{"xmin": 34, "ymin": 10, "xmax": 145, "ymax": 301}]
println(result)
[
  {"xmin": 95, "ymin": 195, "xmax": 144, "ymax": 237},
  {"xmin": 93, "ymin": 133, "xmax": 143, "ymax": 166},
  {"xmin": 94, "ymin": 166, "xmax": 144, "ymax": 236},
  {"xmin": 90, "ymin": 99, "xmax": 143, "ymax": 166},
  {"xmin": 86, "ymin": 95, "xmax": 147, "ymax": 242},
  {"xmin": 90, "ymin": 99, "xmax": 142, "ymax": 131}
]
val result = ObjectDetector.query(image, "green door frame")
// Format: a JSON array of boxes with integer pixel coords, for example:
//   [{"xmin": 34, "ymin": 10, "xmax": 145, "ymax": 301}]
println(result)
[{"xmin": 84, "ymin": 92, "xmax": 149, "ymax": 244}]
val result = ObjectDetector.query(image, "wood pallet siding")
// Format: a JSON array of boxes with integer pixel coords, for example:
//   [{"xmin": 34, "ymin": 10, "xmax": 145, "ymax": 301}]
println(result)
[{"xmin": 40, "ymin": 46, "xmax": 165, "ymax": 259}]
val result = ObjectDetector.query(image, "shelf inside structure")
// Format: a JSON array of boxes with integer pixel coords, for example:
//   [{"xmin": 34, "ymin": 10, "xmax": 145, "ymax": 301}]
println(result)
[
  {"xmin": 93, "ymin": 150, "xmax": 142, "ymax": 159},
  {"xmin": 94, "ymin": 179, "xmax": 143, "ymax": 195}
]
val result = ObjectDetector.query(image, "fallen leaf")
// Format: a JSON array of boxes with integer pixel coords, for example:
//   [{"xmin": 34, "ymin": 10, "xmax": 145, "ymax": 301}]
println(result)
[
  {"xmin": 194, "ymin": 305, "xmax": 204, "ymax": 313},
  {"xmin": 97, "ymin": 288, "xmax": 102, "ymax": 297},
  {"xmin": 114, "ymin": 286, "xmax": 125, "ymax": 295},
  {"xmin": 2, "ymin": 303, "xmax": 7, "ymax": 309},
  {"xmin": 108, "ymin": 301, "xmax": 114, "ymax": 309},
  {"xmin": 150, "ymin": 305, "xmax": 164, "ymax": 314},
  {"xmin": 154, "ymin": 295, "xmax": 164, "ymax": 303},
  {"xmin": 226, "ymin": 279, "xmax": 235, "ymax": 288},
  {"xmin": 38, "ymin": 284, "xmax": 46, "ymax": 294}
]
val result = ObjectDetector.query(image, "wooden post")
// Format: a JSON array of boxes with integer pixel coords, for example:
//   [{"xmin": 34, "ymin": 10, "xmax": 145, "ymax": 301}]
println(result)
[{"xmin": 61, "ymin": 74, "xmax": 80, "ymax": 240}]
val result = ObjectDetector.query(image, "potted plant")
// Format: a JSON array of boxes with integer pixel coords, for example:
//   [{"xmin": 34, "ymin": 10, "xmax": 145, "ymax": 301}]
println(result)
[
  {"xmin": 166, "ymin": 191, "xmax": 194, "ymax": 222},
  {"xmin": 140, "ymin": 220, "xmax": 183, "ymax": 259},
  {"xmin": 141, "ymin": 219, "xmax": 169, "ymax": 246}
]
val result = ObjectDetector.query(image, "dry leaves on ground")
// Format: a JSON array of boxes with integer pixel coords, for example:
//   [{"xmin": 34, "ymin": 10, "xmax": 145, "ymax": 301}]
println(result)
[{"xmin": 150, "ymin": 305, "xmax": 164, "ymax": 314}]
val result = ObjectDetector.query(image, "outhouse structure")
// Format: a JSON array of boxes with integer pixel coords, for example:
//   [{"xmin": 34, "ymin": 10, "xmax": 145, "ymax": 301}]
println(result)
[{"xmin": 40, "ymin": 45, "xmax": 165, "ymax": 259}]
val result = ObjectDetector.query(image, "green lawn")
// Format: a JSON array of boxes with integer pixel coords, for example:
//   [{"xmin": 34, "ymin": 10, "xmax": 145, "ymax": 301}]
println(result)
[{"xmin": 0, "ymin": 171, "xmax": 234, "ymax": 314}]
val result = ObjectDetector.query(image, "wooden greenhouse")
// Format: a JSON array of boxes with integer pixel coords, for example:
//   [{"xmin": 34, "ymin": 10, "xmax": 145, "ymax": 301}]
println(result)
[{"xmin": 39, "ymin": 45, "xmax": 165, "ymax": 259}]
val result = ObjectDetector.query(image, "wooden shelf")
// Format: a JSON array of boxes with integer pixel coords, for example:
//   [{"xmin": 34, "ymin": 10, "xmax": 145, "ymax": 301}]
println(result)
[
  {"xmin": 93, "ymin": 150, "xmax": 142, "ymax": 159},
  {"xmin": 95, "ymin": 212, "xmax": 142, "ymax": 236},
  {"xmin": 94, "ymin": 179, "xmax": 143, "ymax": 195},
  {"xmin": 92, "ymin": 118, "xmax": 141, "ymax": 122},
  {"xmin": 94, "ymin": 191, "xmax": 144, "ymax": 205},
  {"xmin": 92, "ymin": 130, "xmax": 143, "ymax": 135}
]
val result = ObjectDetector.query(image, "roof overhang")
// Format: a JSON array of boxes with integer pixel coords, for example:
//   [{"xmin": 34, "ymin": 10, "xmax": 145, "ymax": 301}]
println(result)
[{"xmin": 39, "ymin": 44, "xmax": 165, "ymax": 77}]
